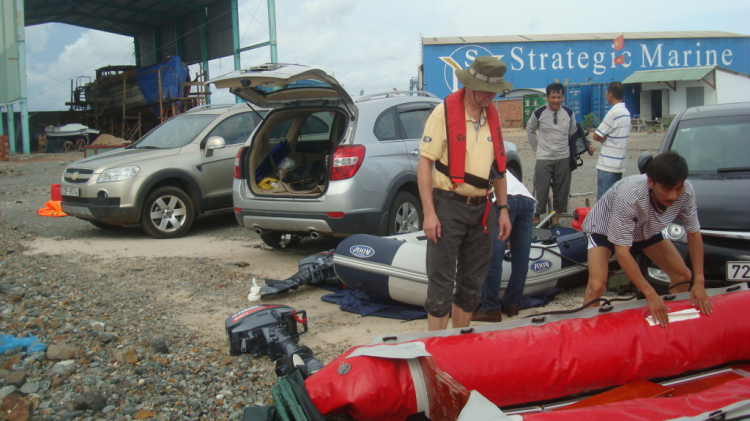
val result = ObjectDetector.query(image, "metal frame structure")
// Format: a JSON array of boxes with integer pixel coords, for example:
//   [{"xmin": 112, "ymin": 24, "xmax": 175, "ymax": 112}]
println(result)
[{"xmin": 1, "ymin": 0, "xmax": 278, "ymax": 153}]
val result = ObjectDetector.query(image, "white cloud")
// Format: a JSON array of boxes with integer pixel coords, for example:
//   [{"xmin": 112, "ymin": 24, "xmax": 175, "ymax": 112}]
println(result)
[
  {"xmin": 24, "ymin": 25, "xmax": 55, "ymax": 55},
  {"xmin": 26, "ymin": 30, "xmax": 133, "ymax": 111},
  {"xmin": 22, "ymin": 0, "xmax": 750, "ymax": 111}
]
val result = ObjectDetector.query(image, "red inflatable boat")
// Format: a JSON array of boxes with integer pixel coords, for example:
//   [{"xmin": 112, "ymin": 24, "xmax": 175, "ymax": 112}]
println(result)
[{"xmin": 304, "ymin": 285, "xmax": 750, "ymax": 420}]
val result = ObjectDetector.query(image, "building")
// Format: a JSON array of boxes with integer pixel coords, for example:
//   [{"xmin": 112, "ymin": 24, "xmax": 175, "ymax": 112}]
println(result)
[{"xmin": 420, "ymin": 31, "xmax": 750, "ymax": 125}]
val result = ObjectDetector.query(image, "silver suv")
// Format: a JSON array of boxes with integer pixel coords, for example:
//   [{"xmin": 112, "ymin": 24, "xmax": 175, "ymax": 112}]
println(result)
[
  {"xmin": 59, "ymin": 104, "xmax": 265, "ymax": 238},
  {"xmin": 211, "ymin": 64, "xmax": 522, "ymax": 248}
]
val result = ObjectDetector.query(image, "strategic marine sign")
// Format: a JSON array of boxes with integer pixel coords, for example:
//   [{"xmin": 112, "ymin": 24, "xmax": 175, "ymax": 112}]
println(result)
[{"xmin": 422, "ymin": 33, "xmax": 750, "ymax": 98}]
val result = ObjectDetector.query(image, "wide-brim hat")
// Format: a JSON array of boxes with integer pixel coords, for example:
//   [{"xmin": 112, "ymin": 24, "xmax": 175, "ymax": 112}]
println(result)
[{"xmin": 455, "ymin": 56, "xmax": 513, "ymax": 94}]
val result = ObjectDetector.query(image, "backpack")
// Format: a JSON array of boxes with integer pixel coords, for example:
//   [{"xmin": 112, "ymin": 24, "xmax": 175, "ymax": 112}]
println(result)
[
  {"xmin": 282, "ymin": 160, "xmax": 326, "ymax": 191},
  {"xmin": 568, "ymin": 122, "xmax": 591, "ymax": 172}
]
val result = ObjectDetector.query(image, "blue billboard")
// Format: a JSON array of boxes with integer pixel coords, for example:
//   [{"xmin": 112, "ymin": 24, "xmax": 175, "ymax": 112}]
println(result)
[{"xmin": 422, "ymin": 36, "xmax": 750, "ymax": 99}]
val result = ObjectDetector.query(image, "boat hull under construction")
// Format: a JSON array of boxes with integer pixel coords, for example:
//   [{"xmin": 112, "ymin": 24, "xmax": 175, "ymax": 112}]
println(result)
[
  {"xmin": 332, "ymin": 228, "xmax": 589, "ymax": 307},
  {"xmin": 303, "ymin": 285, "xmax": 750, "ymax": 420}
]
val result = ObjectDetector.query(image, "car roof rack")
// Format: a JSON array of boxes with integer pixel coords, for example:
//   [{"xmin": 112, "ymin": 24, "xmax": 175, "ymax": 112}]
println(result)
[
  {"xmin": 186, "ymin": 103, "xmax": 235, "ymax": 112},
  {"xmin": 356, "ymin": 91, "xmax": 439, "ymax": 102}
]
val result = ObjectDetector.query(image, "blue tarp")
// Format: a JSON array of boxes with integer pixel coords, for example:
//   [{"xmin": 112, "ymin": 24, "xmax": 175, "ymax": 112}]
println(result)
[
  {"xmin": 134, "ymin": 56, "xmax": 189, "ymax": 116},
  {"xmin": 320, "ymin": 287, "xmax": 564, "ymax": 321},
  {"xmin": 0, "ymin": 333, "xmax": 47, "ymax": 354}
]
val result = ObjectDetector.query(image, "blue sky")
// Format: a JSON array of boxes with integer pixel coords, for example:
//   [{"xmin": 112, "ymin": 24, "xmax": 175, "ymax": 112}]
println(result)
[{"xmin": 22, "ymin": 0, "xmax": 750, "ymax": 111}]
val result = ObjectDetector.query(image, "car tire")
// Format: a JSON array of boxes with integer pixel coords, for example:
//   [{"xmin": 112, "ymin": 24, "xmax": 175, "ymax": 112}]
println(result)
[
  {"xmin": 260, "ymin": 232, "xmax": 302, "ymax": 248},
  {"xmin": 386, "ymin": 192, "xmax": 423, "ymax": 235},
  {"xmin": 141, "ymin": 186, "xmax": 195, "ymax": 239},
  {"xmin": 90, "ymin": 221, "xmax": 122, "ymax": 230},
  {"xmin": 507, "ymin": 164, "xmax": 521, "ymax": 181}
]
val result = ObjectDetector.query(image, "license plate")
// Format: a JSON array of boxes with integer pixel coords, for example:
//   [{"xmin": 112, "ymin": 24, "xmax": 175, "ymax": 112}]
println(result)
[
  {"xmin": 727, "ymin": 262, "xmax": 750, "ymax": 282},
  {"xmin": 61, "ymin": 186, "xmax": 79, "ymax": 196}
]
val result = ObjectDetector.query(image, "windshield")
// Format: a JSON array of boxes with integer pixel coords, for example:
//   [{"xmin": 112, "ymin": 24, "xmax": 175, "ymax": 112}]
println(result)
[
  {"xmin": 134, "ymin": 114, "xmax": 216, "ymax": 149},
  {"xmin": 670, "ymin": 115, "xmax": 750, "ymax": 173}
]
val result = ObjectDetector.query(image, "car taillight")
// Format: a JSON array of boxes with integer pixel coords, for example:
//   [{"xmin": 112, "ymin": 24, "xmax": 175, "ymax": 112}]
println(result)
[
  {"xmin": 234, "ymin": 147, "xmax": 243, "ymax": 179},
  {"xmin": 330, "ymin": 145, "xmax": 365, "ymax": 181}
]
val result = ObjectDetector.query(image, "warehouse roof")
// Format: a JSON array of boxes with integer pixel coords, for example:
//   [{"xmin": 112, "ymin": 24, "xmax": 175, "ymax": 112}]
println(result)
[
  {"xmin": 422, "ymin": 31, "xmax": 749, "ymax": 45},
  {"xmin": 622, "ymin": 66, "xmax": 750, "ymax": 84}
]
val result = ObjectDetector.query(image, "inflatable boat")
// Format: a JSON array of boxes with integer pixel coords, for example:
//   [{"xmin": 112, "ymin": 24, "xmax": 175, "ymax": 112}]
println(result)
[
  {"xmin": 302, "ymin": 285, "xmax": 750, "ymax": 420},
  {"xmin": 333, "ymin": 227, "xmax": 588, "ymax": 307}
]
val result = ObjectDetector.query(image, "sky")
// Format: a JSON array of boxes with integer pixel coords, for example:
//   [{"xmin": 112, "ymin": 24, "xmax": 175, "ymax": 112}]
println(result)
[{"xmin": 21, "ymin": 0, "xmax": 750, "ymax": 112}]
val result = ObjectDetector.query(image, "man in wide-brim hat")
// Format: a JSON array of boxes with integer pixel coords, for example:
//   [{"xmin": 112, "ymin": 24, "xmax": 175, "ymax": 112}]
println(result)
[{"xmin": 417, "ymin": 56, "xmax": 514, "ymax": 331}]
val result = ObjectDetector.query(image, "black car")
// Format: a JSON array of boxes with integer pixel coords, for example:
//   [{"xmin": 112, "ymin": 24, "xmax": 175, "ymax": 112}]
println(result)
[{"xmin": 637, "ymin": 102, "xmax": 750, "ymax": 291}]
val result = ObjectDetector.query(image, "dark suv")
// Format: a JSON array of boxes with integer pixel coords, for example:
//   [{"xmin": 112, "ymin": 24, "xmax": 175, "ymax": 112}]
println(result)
[{"xmin": 638, "ymin": 102, "xmax": 750, "ymax": 290}]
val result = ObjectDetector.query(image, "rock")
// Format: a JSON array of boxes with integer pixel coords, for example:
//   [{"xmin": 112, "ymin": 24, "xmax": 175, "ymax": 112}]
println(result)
[
  {"xmin": 97, "ymin": 332, "xmax": 117, "ymax": 343},
  {"xmin": 23, "ymin": 393, "xmax": 41, "ymax": 411},
  {"xmin": 0, "ymin": 393, "xmax": 30, "ymax": 421},
  {"xmin": 51, "ymin": 360, "xmax": 75, "ymax": 375},
  {"xmin": 72, "ymin": 391, "xmax": 106, "ymax": 411},
  {"xmin": 91, "ymin": 322, "xmax": 106, "ymax": 332},
  {"xmin": 4, "ymin": 370, "xmax": 25, "ymax": 387},
  {"xmin": 19, "ymin": 381, "xmax": 39, "ymax": 394},
  {"xmin": 46, "ymin": 344, "xmax": 76, "ymax": 360},
  {"xmin": 150, "ymin": 340, "xmax": 169, "ymax": 354},
  {"xmin": 134, "ymin": 409, "xmax": 156, "ymax": 419},
  {"xmin": 124, "ymin": 349, "xmax": 139, "ymax": 364},
  {"xmin": 0, "ymin": 385, "xmax": 17, "ymax": 400}
]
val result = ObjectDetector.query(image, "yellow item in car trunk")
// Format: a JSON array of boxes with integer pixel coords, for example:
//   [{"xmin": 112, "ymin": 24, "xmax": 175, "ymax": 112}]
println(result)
[{"xmin": 258, "ymin": 177, "xmax": 279, "ymax": 190}]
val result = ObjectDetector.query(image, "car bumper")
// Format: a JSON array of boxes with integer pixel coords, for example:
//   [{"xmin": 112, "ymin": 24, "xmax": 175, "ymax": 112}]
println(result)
[
  {"xmin": 233, "ymin": 178, "xmax": 388, "ymax": 235},
  {"xmin": 61, "ymin": 196, "xmax": 140, "ymax": 224},
  {"xmin": 642, "ymin": 239, "xmax": 750, "ymax": 288},
  {"xmin": 235, "ymin": 209, "xmax": 384, "ymax": 236}
]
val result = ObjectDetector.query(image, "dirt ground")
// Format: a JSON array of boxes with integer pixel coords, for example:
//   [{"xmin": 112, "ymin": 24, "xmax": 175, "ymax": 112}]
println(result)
[{"xmin": 13, "ymin": 128, "xmax": 663, "ymax": 350}]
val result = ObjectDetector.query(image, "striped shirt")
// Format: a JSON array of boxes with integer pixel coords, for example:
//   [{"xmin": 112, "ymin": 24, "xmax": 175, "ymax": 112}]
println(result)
[
  {"xmin": 595, "ymin": 103, "xmax": 631, "ymax": 173},
  {"xmin": 582, "ymin": 174, "xmax": 700, "ymax": 247}
]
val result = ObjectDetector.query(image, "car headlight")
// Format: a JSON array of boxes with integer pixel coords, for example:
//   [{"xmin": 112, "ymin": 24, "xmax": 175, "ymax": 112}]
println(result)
[
  {"xmin": 662, "ymin": 223, "xmax": 686, "ymax": 243},
  {"xmin": 98, "ymin": 166, "xmax": 140, "ymax": 183}
]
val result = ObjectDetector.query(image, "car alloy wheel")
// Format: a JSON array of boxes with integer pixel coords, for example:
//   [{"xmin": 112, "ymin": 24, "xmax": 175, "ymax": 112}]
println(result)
[
  {"xmin": 387, "ymin": 192, "xmax": 423, "ymax": 235},
  {"xmin": 141, "ymin": 186, "xmax": 195, "ymax": 239}
]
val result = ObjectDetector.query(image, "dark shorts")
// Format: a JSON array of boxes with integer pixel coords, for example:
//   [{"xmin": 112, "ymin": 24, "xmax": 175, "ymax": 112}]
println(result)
[
  {"xmin": 586, "ymin": 232, "xmax": 665, "ymax": 256},
  {"xmin": 425, "ymin": 191, "xmax": 494, "ymax": 317}
]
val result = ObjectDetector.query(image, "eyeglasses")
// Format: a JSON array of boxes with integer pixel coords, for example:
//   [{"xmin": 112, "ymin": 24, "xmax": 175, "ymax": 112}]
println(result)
[{"xmin": 553, "ymin": 112, "xmax": 558, "ymax": 125}]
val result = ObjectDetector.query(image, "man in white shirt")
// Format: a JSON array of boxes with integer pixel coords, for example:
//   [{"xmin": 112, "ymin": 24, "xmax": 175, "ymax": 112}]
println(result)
[{"xmin": 592, "ymin": 82, "xmax": 631, "ymax": 200}]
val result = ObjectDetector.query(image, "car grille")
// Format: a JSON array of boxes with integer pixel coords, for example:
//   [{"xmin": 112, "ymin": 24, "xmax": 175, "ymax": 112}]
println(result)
[
  {"xmin": 702, "ymin": 233, "xmax": 749, "ymax": 250},
  {"xmin": 62, "ymin": 196, "xmax": 121, "ymax": 206},
  {"xmin": 64, "ymin": 168, "xmax": 95, "ymax": 183}
]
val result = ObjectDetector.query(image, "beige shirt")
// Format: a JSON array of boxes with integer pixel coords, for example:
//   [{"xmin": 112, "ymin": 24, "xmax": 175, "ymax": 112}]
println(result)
[{"xmin": 419, "ymin": 103, "xmax": 496, "ymax": 197}]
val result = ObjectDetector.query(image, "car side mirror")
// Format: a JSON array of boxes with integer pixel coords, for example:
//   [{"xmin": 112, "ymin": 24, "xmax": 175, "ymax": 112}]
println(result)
[
  {"xmin": 637, "ymin": 151, "xmax": 653, "ymax": 175},
  {"xmin": 204, "ymin": 136, "xmax": 226, "ymax": 157}
]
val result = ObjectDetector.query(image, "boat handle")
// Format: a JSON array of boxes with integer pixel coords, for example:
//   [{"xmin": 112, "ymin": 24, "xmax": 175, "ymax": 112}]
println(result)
[
  {"xmin": 409, "ymin": 149, "xmax": 420, "ymax": 155},
  {"xmin": 531, "ymin": 316, "xmax": 546, "ymax": 324},
  {"xmin": 598, "ymin": 305, "xmax": 613, "ymax": 313},
  {"xmin": 727, "ymin": 285, "xmax": 742, "ymax": 292},
  {"xmin": 663, "ymin": 294, "xmax": 677, "ymax": 301},
  {"xmin": 460, "ymin": 327, "xmax": 475, "ymax": 334},
  {"xmin": 382, "ymin": 336, "xmax": 398, "ymax": 343}
]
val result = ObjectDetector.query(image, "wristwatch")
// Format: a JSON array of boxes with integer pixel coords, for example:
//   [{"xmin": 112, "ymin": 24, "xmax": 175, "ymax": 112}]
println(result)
[{"xmin": 498, "ymin": 204, "xmax": 509, "ymax": 211}]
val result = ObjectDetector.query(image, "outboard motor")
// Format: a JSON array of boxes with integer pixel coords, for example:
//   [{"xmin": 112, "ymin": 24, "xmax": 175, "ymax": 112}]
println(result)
[
  {"xmin": 572, "ymin": 207, "xmax": 591, "ymax": 231},
  {"xmin": 225, "ymin": 305, "xmax": 323, "ymax": 377}
]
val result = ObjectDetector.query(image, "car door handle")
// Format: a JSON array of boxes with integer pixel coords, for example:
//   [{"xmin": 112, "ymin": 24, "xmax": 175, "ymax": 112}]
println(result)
[{"xmin": 409, "ymin": 149, "xmax": 420, "ymax": 156}]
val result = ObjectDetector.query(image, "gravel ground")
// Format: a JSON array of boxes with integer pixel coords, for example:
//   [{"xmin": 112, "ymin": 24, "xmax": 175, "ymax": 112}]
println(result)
[{"xmin": 0, "ymin": 129, "xmax": 662, "ymax": 420}]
